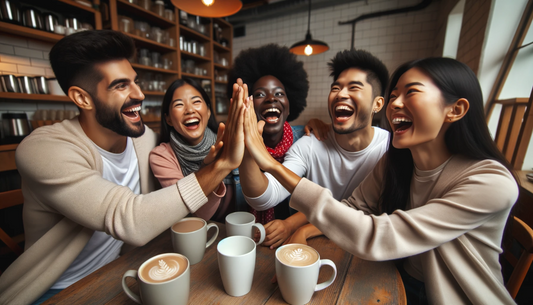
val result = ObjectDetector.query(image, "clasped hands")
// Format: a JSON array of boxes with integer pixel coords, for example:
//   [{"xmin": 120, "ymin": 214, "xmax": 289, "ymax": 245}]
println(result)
[{"xmin": 206, "ymin": 79, "xmax": 277, "ymax": 171}]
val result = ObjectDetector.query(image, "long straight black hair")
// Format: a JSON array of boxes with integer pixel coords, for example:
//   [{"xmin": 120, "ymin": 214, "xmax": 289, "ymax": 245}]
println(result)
[
  {"xmin": 158, "ymin": 78, "xmax": 219, "ymax": 144},
  {"xmin": 379, "ymin": 57, "xmax": 515, "ymax": 214}
]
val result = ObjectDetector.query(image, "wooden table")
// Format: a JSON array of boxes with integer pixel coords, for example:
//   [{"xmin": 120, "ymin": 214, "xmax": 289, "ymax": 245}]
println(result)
[{"xmin": 43, "ymin": 222, "xmax": 406, "ymax": 305}]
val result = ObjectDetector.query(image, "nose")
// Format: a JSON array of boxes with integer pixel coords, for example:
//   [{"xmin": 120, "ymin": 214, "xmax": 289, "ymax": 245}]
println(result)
[
  {"xmin": 337, "ymin": 87, "xmax": 349, "ymax": 100},
  {"xmin": 265, "ymin": 91, "xmax": 277, "ymax": 103},
  {"xmin": 131, "ymin": 82, "xmax": 145, "ymax": 101},
  {"xmin": 184, "ymin": 101, "xmax": 196, "ymax": 114},
  {"xmin": 388, "ymin": 95, "xmax": 403, "ymax": 109}
]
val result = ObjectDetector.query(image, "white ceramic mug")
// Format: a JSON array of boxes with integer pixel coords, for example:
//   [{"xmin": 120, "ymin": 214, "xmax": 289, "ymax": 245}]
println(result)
[
  {"xmin": 225, "ymin": 211, "xmax": 265, "ymax": 245},
  {"xmin": 217, "ymin": 236, "xmax": 256, "ymax": 296},
  {"xmin": 275, "ymin": 244, "xmax": 337, "ymax": 305},
  {"xmin": 171, "ymin": 217, "xmax": 219, "ymax": 265},
  {"xmin": 122, "ymin": 253, "xmax": 190, "ymax": 305}
]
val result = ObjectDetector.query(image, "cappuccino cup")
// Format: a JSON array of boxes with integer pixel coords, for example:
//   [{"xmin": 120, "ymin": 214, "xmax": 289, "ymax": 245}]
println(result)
[
  {"xmin": 276, "ymin": 244, "xmax": 337, "ymax": 305},
  {"xmin": 171, "ymin": 217, "xmax": 219, "ymax": 265},
  {"xmin": 217, "ymin": 236, "xmax": 257, "ymax": 296},
  {"xmin": 122, "ymin": 253, "xmax": 190, "ymax": 305},
  {"xmin": 225, "ymin": 211, "xmax": 265, "ymax": 245}
]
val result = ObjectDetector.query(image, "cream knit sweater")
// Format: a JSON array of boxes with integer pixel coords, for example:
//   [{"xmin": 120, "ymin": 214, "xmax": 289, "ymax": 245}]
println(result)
[
  {"xmin": 291, "ymin": 155, "xmax": 518, "ymax": 304},
  {"xmin": 0, "ymin": 118, "xmax": 208, "ymax": 304}
]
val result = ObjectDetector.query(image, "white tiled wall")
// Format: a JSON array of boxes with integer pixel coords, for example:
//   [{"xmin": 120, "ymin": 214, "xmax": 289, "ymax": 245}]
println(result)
[{"xmin": 232, "ymin": 0, "xmax": 441, "ymax": 125}]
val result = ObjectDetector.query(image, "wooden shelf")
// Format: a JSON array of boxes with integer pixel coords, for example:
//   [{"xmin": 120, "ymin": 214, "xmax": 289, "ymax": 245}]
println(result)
[
  {"xmin": 214, "ymin": 63, "xmax": 230, "ymax": 70},
  {"xmin": 57, "ymin": 0, "xmax": 98, "ymax": 13},
  {"xmin": 0, "ymin": 92, "xmax": 70, "ymax": 102},
  {"xmin": 130, "ymin": 63, "xmax": 179, "ymax": 74},
  {"xmin": 116, "ymin": 0, "xmax": 175, "ymax": 28},
  {"xmin": 124, "ymin": 32, "xmax": 177, "ymax": 52},
  {"xmin": 213, "ymin": 41, "xmax": 230, "ymax": 52},
  {"xmin": 181, "ymin": 73, "xmax": 212, "ymax": 80},
  {"xmin": 0, "ymin": 21, "xmax": 64, "ymax": 43},
  {"xmin": 181, "ymin": 51, "xmax": 211, "ymax": 62},
  {"xmin": 143, "ymin": 91, "xmax": 166, "ymax": 96},
  {"xmin": 214, "ymin": 18, "xmax": 232, "ymax": 28},
  {"xmin": 215, "ymin": 81, "xmax": 228, "ymax": 84},
  {"xmin": 179, "ymin": 25, "xmax": 211, "ymax": 42}
]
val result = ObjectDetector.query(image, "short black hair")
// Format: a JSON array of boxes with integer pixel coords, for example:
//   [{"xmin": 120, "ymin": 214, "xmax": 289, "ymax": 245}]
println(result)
[
  {"xmin": 328, "ymin": 49, "xmax": 389, "ymax": 98},
  {"xmin": 227, "ymin": 44, "xmax": 308, "ymax": 122},
  {"xmin": 49, "ymin": 30, "xmax": 135, "ymax": 96}
]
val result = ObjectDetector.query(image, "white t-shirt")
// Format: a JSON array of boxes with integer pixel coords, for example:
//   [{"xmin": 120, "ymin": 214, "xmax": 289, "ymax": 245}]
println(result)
[
  {"xmin": 51, "ymin": 137, "xmax": 140, "ymax": 289},
  {"xmin": 245, "ymin": 127, "xmax": 389, "ymax": 210}
]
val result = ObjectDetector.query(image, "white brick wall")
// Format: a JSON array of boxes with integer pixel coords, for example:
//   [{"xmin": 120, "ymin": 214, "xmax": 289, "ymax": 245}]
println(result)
[{"xmin": 233, "ymin": 0, "xmax": 441, "ymax": 125}]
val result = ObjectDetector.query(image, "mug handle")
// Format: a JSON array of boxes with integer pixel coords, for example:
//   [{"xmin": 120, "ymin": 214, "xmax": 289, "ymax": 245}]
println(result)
[
  {"xmin": 122, "ymin": 270, "xmax": 142, "ymax": 304},
  {"xmin": 252, "ymin": 223, "xmax": 266, "ymax": 245},
  {"xmin": 315, "ymin": 259, "xmax": 337, "ymax": 291},
  {"xmin": 205, "ymin": 223, "xmax": 219, "ymax": 248}
]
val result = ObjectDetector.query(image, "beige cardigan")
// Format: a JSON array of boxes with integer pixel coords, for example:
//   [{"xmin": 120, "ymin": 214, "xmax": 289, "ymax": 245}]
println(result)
[
  {"xmin": 0, "ymin": 118, "xmax": 208, "ymax": 305},
  {"xmin": 291, "ymin": 155, "xmax": 518, "ymax": 304}
]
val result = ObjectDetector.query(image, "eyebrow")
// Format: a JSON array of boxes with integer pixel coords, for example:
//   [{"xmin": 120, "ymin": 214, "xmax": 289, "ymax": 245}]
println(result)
[
  {"xmin": 331, "ymin": 81, "xmax": 364, "ymax": 88},
  {"xmin": 253, "ymin": 87, "xmax": 284, "ymax": 91},
  {"xmin": 107, "ymin": 77, "xmax": 137, "ymax": 90},
  {"xmin": 171, "ymin": 96, "xmax": 202, "ymax": 103},
  {"xmin": 392, "ymin": 82, "xmax": 425, "ymax": 91}
]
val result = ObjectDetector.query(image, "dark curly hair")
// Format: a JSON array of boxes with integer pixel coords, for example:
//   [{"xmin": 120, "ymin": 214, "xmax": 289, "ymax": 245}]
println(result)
[
  {"xmin": 328, "ymin": 49, "xmax": 389, "ymax": 98},
  {"xmin": 227, "ymin": 44, "xmax": 309, "ymax": 122}
]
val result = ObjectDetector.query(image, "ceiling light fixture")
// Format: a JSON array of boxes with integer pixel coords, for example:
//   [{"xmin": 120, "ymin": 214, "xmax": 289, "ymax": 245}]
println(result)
[
  {"xmin": 171, "ymin": 0, "xmax": 242, "ymax": 18},
  {"xmin": 290, "ymin": 0, "xmax": 329, "ymax": 56}
]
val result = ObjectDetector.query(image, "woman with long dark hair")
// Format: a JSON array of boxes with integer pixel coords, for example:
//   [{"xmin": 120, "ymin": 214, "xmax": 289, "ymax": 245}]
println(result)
[
  {"xmin": 150, "ymin": 78, "xmax": 231, "ymax": 222},
  {"xmin": 242, "ymin": 57, "xmax": 518, "ymax": 303}
]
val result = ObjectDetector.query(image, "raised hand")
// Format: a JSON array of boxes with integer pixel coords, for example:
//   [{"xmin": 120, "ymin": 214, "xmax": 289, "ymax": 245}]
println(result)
[
  {"xmin": 304, "ymin": 118, "xmax": 330, "ymax": 141},
  {"xmin": 243, "ymin": 95, "xmax": 278, "ymax": 172},
  {"xmin": 203, "ymin": 122, "xmax": 225, "ymax": 166},
  {"xmin": 218, "ymin": 80, "xmax": 247, "ymax": 170}
]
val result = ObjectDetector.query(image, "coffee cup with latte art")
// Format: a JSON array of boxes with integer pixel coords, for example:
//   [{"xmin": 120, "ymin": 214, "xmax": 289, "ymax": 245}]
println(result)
[
  {"xmin": 171, "ymin": 217, "xmax": 219, "ymax": 265},
  {"xmin": 225, "ymin": 211, "xmax": 266, "ymax": 245},
  {"xmin": 275, "ymin": 244, "xmax": 337, "ymax": 305},
  {"xmin": 122, "ymin": 253, "xmax": 190, "ymax": 305}
]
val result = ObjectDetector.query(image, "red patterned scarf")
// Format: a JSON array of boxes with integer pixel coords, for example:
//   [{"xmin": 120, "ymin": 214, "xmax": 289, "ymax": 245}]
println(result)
[
  {"xmin": 252, "ymin": 121, "xmax": 293, "ymax": 224},
  {"xmin": 266, "ymin": 121, "xmax": 293, "ymax": 163}
]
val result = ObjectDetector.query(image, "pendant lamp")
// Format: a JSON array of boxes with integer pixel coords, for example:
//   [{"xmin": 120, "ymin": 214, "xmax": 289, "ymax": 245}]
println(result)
[
  {"xmin": 290, "ymin": 0, "xmax": 329, "ymax": 56},
  {"xmin": 171, "ymin": 0, "xmax": 243, "ymax": 18}
]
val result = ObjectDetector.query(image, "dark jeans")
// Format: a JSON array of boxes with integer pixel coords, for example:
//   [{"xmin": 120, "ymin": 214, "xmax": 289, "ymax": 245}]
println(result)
[
  {"xmin": 31, "ymin": 288, "xmax": 62, "ymax": 305},
  {"xmin": 397, "ymin": 263, "xmax": 428, "ymax": 305}
]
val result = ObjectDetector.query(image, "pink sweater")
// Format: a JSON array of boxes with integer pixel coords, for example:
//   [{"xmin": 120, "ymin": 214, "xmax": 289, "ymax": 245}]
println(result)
[{"xmin": 150, "ymin": 143, "xmax": 230, "ymax": 221}]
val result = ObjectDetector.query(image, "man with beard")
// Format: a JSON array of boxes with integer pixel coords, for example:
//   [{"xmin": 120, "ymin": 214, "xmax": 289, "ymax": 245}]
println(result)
[
  {"xmin": 240, "ymin": 50, "xmax": 390, "ymax": 248},
  {"xmin": 0, "ymin": 30, "xmax": 245, "ymax": 304}
]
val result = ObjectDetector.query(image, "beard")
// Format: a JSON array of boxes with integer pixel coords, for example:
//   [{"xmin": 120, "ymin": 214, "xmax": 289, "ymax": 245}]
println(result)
[
  {"xmin": 93, "ymin": 96, "xmax": 145, "ymax": 138},
  {"xmin": 330, "ymin": 110, "xmax": 371, "ymax": 135}
]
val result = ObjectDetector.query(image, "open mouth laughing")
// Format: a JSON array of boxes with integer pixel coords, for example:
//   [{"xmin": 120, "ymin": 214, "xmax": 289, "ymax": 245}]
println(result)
[
  {"xmin": 391, "ymin": 116, "xmax": 413, "ymax": 134},
  {"xmin": 261, "ymin": 107, "xmax": 282, "ymax": 124},
  {"xmin": 334, "ymin": 104, "xmax": 355, "ymax": 122},
  {"xmin": 122, "ymin": 104, "xmax": 142, "ymax": 122},
  {"xmin": 183, "ymin": 117, "xmax": 200, "ymax": 130}
]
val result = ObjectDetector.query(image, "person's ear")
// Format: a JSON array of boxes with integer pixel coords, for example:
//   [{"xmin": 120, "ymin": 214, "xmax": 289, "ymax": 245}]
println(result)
[
  {"xmin": 68, "ymin": 86, "xmax": 93, "ymax": 110},
  {"xmin": 206, "ymin": 106, "xmax": 211, "ymax": 119},
  {"xmin": 446, "ymin": 98, "xmax": 469, "ymax": 122},
  {"xmin": 372, "ymin": 96, "xmax": 384, "ymax": 114},
  {"xmin": 165, "ymin": 113, "xmax": 173, "ymax": 127}
]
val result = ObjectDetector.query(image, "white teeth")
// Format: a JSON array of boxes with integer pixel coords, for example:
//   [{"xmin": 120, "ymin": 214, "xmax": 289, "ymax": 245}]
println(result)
[
  {"xmin": 184, "ymin": 118, "xmax": 199, "ymax": 124},
  {"xmin": 335, "ymin": 105, "xmax": 353, "ymax": 111},
  {"xmin": 124, "ymin": 106, "xmax": 141, "ymax": 112},
  {"xmin": 392, "ymin": 117, "xmax": 412, "ymax": 124},
  {"xmin": 262, "ymin": 108, "xmax": 280, "ymax": 115}
]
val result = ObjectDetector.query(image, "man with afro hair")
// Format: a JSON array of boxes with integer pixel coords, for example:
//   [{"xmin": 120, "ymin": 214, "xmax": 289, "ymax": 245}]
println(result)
[
  {"xmin": 227, "ymin": 44, "xmax": 309, "ymax": 223},
  {"xmin": 240, "ymin": 49, "xmax": 390, "ymax": 249}
]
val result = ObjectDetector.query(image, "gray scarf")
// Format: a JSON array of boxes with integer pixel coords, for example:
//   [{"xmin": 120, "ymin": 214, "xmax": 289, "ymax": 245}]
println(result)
[{"xmin": 170, "ymin": 128, "xmax": 217, "ymax": 176}]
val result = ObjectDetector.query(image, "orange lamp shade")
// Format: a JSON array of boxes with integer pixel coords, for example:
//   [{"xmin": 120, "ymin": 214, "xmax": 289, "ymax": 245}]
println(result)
[{"xmin": 171, "ymin": 0, "xmax": 243, "ymax": 18}]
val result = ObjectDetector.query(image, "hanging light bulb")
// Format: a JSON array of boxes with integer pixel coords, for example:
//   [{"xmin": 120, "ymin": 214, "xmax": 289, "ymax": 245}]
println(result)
[
  {"xmin": 289, "ymin": 0, "xmax": 329, "ymax": 56},
  {"xmin": 304, "ymin": 45, "xmax": 313, "ymax": 56},
  {"xmin": 171, "ymin": 0, "xmax": 242, "ymax": 18}
]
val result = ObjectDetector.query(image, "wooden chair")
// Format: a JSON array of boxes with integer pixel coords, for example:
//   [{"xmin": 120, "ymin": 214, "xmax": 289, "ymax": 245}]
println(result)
[
  {"xmin": 0, "ymin": 144, "xmax": 24, "ymax": 257},
  {"xmin": 502, "ymin": 216, "xmax": 533, "ymax": 299}
]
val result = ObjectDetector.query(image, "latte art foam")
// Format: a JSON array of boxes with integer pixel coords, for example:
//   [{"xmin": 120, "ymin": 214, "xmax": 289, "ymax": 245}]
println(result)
[
  {"xmin": 148, "ymin": 259, "xmax": 181, "ymax": 281},
  {"xmin": 277, "ymin": 244, "xmax": 319, "ymax": 267}
]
